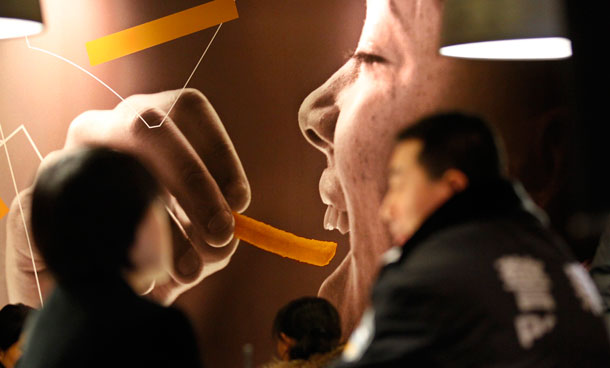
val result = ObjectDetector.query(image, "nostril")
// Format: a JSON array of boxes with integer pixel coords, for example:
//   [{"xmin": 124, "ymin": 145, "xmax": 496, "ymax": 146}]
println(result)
[
  {"xmin": 305, "ymin": 128, "xmax": 327, "ymax": 150},
  {"xmin": 299, "ymin": 87, "xmax": 339, "ymax": 154}
]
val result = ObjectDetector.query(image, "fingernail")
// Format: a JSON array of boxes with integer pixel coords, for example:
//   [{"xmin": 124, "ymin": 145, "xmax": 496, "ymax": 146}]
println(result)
[
  {"xmin": 207, "ymin": 210, "xmax": 234, "ymax": 234},
  {"xmin": 227, "ymin": 181, "xmax": 251, "ymax": 210}
]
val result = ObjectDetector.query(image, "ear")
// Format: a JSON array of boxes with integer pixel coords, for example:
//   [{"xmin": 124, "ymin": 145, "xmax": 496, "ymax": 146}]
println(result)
[
  {"xmin": 279, "ymin": 332, "xmax": 296, "ymax": 347},
  {"xmin": 442, "ymin": 169, "xmax": 469, "ymax": 193},
  {"xmin": 278, "ymin": 333, "xmax": 297, "ymax": 361}
]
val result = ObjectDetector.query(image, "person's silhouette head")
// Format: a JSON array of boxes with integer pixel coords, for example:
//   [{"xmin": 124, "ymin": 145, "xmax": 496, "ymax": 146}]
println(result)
[
  {"xmin": 30, "ymin": 146, "xmax": 171, "ymax": 293},
  {"xmin": 272, "ymin": 297, "xmax": 342, "ymax": 361}
]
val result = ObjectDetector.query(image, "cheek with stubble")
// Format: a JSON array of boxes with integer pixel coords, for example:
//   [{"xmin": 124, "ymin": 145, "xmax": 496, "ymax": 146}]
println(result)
[{"xmin": 334, "ymin": 107, "xmax": 397, "ymax": 263}]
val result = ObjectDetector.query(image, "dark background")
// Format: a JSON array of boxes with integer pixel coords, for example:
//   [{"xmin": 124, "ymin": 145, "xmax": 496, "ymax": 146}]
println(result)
[{"xmin": 561, "ymin": 2, "xmax": 610, "ymax": 257}]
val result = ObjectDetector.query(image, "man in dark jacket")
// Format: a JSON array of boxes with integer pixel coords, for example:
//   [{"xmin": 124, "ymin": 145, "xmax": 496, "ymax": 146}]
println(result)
[{"xmin": 335, "ymin": 112, "xmax": 610, "ymax": 367}]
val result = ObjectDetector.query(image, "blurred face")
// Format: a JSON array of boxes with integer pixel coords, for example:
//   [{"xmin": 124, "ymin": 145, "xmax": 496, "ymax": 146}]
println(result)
[
  {"xmin": 379, "ymin": 140, "xmax": 454, "ymax": 246},
  {"xmin": 126, "ymin": 200, "xmax": 172, "ymax": 294},
  {"xmin": 298, "ymin": 0, "xmax": 454, "ymax": 319}
]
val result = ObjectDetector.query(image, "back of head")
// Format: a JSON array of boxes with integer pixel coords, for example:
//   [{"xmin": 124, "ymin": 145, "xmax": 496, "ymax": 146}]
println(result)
[
  {"xmin": 30, "ymin": 146, "xmax": 161, "ymax": 285},
  {"xmin": 272, "ymin": 297, "xmax": 341, "ymax": 360},
  {"xmin": 0, "ymin": 304, "xmax": 33, "ymax": 352},
  {"xmin": 397, "ymin": 112, "xmax": 506, "ymax": 185}
]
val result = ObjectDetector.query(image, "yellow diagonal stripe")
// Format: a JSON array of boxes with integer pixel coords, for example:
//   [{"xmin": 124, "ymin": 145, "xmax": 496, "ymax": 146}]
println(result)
[
  {"xmin": 0, "ymin": 197, "xmax": 8, "ymax": 220},
  {"xmin": 86, "ymin": 0, "xmax": 238, "ymax": 66}
]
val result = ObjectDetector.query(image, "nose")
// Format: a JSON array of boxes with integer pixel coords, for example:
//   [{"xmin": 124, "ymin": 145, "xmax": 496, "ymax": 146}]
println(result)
[{"xmin": 298, "ymin": 62, "xmax": 355, "ymax": 156}]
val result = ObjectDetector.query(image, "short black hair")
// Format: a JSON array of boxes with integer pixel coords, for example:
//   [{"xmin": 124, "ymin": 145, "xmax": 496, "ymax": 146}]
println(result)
[
  {"xmin": 0, "ymin": 303, "xmax": 33, "ymax": 352},
  {"xmin": 397, "ymin": 112, "xmax": 506, "ymax": 184},
  {"xmin": 272, "ymin": 297, "xmax": 341, "ymax": 360},
  {"xmin": 30, "ymin": 146, "xmax": 161, "ymax": 285}
]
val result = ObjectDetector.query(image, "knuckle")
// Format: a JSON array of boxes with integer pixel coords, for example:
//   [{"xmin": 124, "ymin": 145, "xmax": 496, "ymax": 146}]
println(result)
[
  {"xmin": 181, "ymin": 168, "xmax": 208, "ymax": 192},
  {"xmin": 209, "ymin": 139, "xmax": 234, "ymax": 159},
  {"xmin": 180, "ymin": 88, "xmax": 207, "ymax": 104},
  {"xmin": 176, "ymin": 89, "xmax": 211, "ymax": 112},
  {"xmin": 128, "ymin": 107, "xmax": 166, "ymax": 135},
  {"xmin": 178, "ymin": 167, "xmax": 227, "ymax": 217},
  {"xmin": 66, "ymin": 111, "xmax": 95, "ymax": 143}
]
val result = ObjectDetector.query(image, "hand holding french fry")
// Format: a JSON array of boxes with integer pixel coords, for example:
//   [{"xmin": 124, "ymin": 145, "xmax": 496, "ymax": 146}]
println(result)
[
  {"xmin": 6, "ymin": 89, "xmax": 337, "ymax": 307},
  {"xmin": 6, "ymin": 89, "xmax": 251, "ymax": 305}
]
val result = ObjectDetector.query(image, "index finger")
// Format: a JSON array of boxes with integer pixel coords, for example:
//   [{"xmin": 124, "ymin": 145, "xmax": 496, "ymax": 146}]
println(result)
[{"xmin": 121, "ymin": 89, "xmax": 251, "ymax": 212}]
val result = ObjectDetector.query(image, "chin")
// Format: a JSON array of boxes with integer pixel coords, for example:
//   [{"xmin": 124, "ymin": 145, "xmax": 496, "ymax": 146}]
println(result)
[{"xmin": 318, "ymin": 213, "xmax": 393, "ymax": 335}]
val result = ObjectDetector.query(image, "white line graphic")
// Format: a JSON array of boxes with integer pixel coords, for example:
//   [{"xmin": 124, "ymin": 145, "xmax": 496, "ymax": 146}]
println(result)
[
  {"xmin": 0, "ymin": 121, "xmax": 45, "ymax": 307},
  {"xmin": 25, "ymin": 22, "xmax": 222, "ymax": 128},
  {"xmin": 0, "ymin": 124, "xmax": 44, "ymax": 161},
  {"xmin": 3, "ymin": 21, "xmax": 224, "ymax": 306}
]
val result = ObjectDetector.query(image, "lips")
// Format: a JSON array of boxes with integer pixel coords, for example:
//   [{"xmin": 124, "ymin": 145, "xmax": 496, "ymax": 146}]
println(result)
[{"xmin": 319, "ymin": 168, "xmax": 349, "ymax": 234}]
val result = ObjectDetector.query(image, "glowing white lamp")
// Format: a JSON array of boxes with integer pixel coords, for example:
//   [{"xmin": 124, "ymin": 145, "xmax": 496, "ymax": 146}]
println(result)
[
  {"xmin": 0, "ymin": 0, "xmax": 43, "ymax": 40},
  {"xmin": 440, "ymin": 0, "xmax": 572, "ymax": 60}
]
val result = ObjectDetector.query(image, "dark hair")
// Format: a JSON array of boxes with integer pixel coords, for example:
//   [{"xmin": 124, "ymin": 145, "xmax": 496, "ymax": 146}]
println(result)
[
  {"xmin": 397, "ymin": 112, "xmax": 506, "ymax": 184},
  {"xmin": 0, "ymin": 303, "xmax": 33, "ymax": 352},
  {"xmin": 272, "ymin": 297, "xmax": 341, "ymax": 360},
  {"xmin": 30, "ymin": 146, "xmax": 161, "ymax": 285}
]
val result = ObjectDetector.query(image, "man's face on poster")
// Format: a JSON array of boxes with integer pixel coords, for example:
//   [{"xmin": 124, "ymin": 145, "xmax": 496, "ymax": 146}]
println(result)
[{"xmin": 299, "ymin": 0, "xmax": 449, "ymax": 283}]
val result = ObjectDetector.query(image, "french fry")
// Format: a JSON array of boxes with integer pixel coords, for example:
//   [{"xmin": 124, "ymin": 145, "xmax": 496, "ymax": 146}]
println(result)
[{"xmin": 233, "ymin": 212, "xmax": 337, "ymax": 266}]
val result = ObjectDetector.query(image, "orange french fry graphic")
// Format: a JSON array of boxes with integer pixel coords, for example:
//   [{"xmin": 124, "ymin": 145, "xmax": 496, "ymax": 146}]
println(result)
[
  {"xmin": 233, "ymin": 212, "xmax": 338, "ymax": 267},
  {"xmin": 86, "ymin": 0, "xmax": 239, "ymax": 66},
  {"xmin": 0, "ymin": 197, "xmax": 8, "ymax": 220}
]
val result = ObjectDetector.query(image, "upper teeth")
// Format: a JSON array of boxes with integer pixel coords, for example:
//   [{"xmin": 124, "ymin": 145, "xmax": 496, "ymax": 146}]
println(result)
[{"xmin": 324, "ymin": 206, "xmax": 349, "ymax": 234}]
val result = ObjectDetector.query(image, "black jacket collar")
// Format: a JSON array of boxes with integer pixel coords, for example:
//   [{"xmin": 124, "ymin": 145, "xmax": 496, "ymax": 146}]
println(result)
[{"xmin": 397, "ymin": 178, "xmax": 546, "ymax": 262}]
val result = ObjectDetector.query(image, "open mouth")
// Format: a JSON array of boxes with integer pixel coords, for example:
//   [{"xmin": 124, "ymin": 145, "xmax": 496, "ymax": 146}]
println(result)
[
  {"xmin": 324, "ymin": 205, "xmax": 349, "ymax": 234},
  {"xmin": 319, "ymin": 168, "xmax": 349, "ymax": 234}
]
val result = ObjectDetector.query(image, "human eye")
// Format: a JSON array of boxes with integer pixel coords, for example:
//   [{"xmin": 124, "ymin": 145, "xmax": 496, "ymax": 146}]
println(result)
[{"xmin": 351, "ymin": 51, "xmax": 388, "ymax": 65}]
